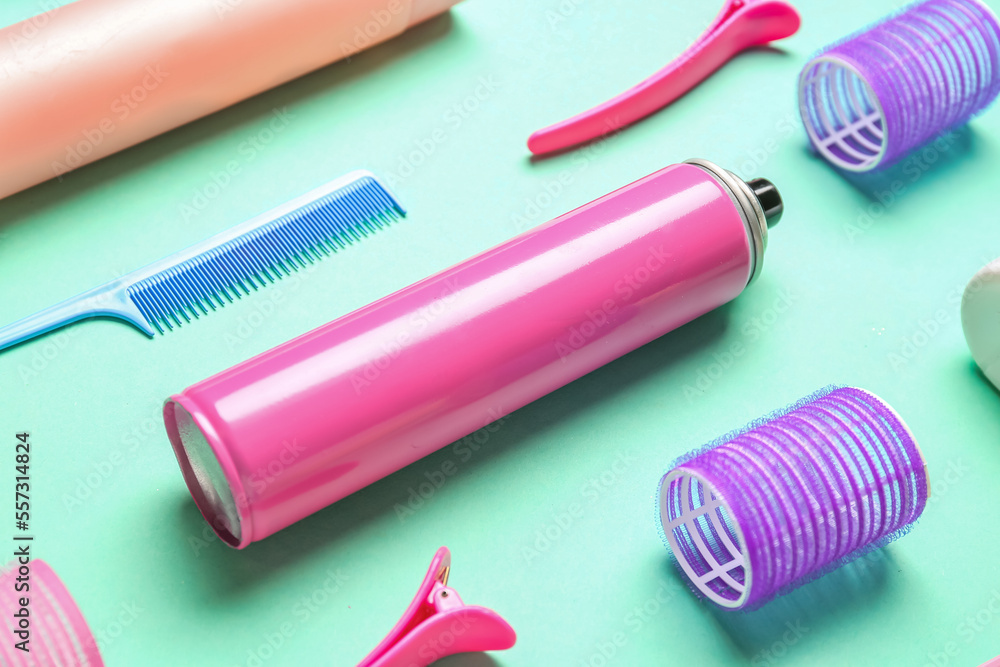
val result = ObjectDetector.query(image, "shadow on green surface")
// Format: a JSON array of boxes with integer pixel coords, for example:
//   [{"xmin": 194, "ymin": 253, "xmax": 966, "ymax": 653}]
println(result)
[
  {"xmin": 171, "ymin": 302, "xmax": 734, "ymax": 593},
  {"xmin": 970, "ymin": 361, "xmax": 1000, "ymax": 402},
  {"xmin": 804, "ymin": 125, "xmax": 984, "ymax": 206},
  {"xmin": 703, "ymin": 548, "xmax": 896, "ymax": 661},
  {"xmin": 0, "ymin": 11, "xmax": 457, "ymax": 232}
]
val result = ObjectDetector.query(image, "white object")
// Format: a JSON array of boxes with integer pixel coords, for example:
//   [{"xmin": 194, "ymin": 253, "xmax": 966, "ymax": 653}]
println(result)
[{"xmin": 962, "ymin": 258, "xmax": 1000, "ymax": 390}]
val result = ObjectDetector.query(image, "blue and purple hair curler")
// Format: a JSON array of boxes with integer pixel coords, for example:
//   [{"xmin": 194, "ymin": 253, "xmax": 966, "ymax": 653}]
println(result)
[
  {"xmin": 657, "ymin": 386, "xmax": 929, "ymax": 610},
  {"xmin": 799, "ymin": 0, "xmax": 1000, "ymax": 171}
]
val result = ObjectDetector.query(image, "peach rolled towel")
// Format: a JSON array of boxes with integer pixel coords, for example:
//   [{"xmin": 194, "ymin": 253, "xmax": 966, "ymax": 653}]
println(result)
[{"xmin": 0, "ymin": 0, "xmax": 460, "ymax": 200}]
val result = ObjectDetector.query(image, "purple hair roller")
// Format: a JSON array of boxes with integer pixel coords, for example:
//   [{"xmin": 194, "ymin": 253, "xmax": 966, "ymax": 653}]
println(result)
[
  {"xmin": 656, "ymin": 386, "xmax": 930, "ymax": 610},
  {"xmin": 798, "ymin": 0, "xmax": 1000, "ymax": 171}
]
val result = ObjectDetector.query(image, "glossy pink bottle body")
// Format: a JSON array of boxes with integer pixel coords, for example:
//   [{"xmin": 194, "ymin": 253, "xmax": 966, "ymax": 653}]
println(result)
[{"xmin": 164, "ymin": 161, "xmax": 766, "ymax": 548}]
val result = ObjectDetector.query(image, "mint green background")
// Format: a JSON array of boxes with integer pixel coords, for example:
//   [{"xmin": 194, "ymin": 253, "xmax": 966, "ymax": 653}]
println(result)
[{"xmin": 2, "ymin": 0, "xmax": 1000, "ymax": 665}]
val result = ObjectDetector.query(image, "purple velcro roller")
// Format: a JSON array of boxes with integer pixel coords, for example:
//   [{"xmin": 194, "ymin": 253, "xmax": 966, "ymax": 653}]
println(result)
[
  {"xmin": 798, "ymin": 0, "xmax": 1000, "ymax": 172},
  {"xmin": 656, "ymin": 386, "xmax": 930, "ymax": 610}
]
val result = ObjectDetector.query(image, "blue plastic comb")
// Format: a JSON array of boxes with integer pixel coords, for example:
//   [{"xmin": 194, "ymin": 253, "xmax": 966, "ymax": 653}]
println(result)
[{"xmin": 0, "ymin": 171, "xmax": 404, "ymax": 352}]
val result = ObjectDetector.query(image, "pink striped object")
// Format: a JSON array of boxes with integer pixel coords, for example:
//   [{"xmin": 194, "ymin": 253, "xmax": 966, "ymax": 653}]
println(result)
[{"xmin": 0, "ymin": 559, "xmax": 103, "ymax": 667}]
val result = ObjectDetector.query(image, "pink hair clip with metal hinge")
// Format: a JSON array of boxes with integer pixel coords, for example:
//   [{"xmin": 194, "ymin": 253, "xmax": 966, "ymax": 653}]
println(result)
[
  {"xmin": 356, "ymin": 547, "xmax": 516, "ymax": 667},
  {"xmin": 527, "ymin": 0, "xmax": 801, "ymax": 155}
]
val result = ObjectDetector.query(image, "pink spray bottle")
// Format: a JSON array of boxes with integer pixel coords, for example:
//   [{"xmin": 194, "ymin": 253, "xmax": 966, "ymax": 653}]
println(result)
[{"xmin": 164, "ymin": 159, "xmax": 784, "ymax": 547}]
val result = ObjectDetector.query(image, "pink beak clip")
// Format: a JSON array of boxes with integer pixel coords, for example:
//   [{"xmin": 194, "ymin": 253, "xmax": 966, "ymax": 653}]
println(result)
[
  {"xmin": 527, "ymin": 0, "xmax": 802, "ymax": 155},
  {"xmin": 357, "ymin": 547, "xmax": 516, "ymax": 667}
]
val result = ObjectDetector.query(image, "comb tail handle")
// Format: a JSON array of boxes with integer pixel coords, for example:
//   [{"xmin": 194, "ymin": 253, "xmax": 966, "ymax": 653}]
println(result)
[{"xmin": 0, "ymin": 283, "xmax": 152, "ymax": 353}]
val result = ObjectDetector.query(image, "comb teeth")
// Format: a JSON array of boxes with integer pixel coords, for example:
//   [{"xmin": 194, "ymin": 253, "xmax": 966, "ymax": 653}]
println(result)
[{"xmin": 127, "ymin": 176, "xmax": 403, "ymax": 334}]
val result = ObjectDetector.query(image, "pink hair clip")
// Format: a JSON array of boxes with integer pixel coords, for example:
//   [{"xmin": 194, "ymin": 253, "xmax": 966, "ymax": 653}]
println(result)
[
  {"xmin": 357, "ymin": 547, "xmax": 516, "ymax": 667},
  {"xmin": 527, "ymin": 0, "xmax": 801, "ymax": 155}
]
